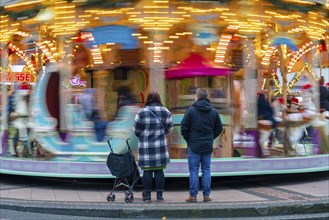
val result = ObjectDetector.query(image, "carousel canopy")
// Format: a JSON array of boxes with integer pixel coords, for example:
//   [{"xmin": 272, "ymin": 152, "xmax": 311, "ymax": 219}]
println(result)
[
  {"xmin": 84, "ymin": 25, "xmax": 137, "ymax": 49},
  {"xmin": 165, "ymin": 53, "xmax": 232, "ymax": 79}
]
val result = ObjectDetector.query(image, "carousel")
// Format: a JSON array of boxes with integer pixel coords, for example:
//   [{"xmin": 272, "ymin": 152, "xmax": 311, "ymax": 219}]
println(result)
[{"xmin": 0, "ymin": 0, "xmax": 328, "ymax": 178}]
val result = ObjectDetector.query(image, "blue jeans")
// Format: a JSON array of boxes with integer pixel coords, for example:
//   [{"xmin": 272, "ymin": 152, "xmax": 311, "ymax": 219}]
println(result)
[
  {"xmin": 188, "ymin": 148, "xmax": 212, "ymax": 197},
  {"xmin": 142, "ymin": 170, "xmax": 165, "ymax": 192}
]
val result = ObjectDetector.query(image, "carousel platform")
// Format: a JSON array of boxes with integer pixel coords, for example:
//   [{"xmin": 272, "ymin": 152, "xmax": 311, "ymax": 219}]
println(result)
[{"xmin": 0, "ymin": 154, "xmax": 328, "ymax": 178}]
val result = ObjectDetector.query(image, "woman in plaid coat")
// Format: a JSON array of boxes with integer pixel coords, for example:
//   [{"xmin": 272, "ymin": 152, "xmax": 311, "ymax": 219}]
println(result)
[{"xmin": 133, "ymin": 91, "xmax": 173, "ymax": 203}]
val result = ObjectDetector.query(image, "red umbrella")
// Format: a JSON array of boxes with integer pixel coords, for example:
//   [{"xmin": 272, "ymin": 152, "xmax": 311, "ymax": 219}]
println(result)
[{"xmin": 165, "ymin": 53, "xmax": 232, "ymax": 79}]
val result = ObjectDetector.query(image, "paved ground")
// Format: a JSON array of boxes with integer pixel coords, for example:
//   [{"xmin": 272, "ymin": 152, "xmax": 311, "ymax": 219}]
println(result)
[{"xmin": 0, "ymin": 172, "xmax": 328, "ymax": 219}]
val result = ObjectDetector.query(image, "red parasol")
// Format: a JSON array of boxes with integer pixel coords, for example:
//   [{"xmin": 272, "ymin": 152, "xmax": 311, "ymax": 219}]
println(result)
[{"xmin": 165, "ymin": 53, "xmax": 232, "ymax": 79}]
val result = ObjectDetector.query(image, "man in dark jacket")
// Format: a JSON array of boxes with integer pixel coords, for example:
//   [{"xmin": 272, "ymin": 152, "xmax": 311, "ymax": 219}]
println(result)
[{"xmin": 181, "ymin": 88, "xmax": 223, "ymax": 203}]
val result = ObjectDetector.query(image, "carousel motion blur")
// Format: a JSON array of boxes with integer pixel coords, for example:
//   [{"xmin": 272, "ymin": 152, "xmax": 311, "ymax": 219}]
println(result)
[{"xmin": 0, "ymin": 0, "xmax": 328, "ymax": 178}]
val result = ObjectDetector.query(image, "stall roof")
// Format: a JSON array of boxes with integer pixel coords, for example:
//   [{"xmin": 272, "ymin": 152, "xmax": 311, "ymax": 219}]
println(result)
[{"xmin": 165, "ymin": 53, "xmax": 232, "ymax": 79}]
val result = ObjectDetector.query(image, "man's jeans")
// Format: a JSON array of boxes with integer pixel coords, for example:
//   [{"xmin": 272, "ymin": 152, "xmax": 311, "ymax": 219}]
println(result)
[{"xmin": 188, "ymin": 148, "xmax": 212, "ymax": 197}]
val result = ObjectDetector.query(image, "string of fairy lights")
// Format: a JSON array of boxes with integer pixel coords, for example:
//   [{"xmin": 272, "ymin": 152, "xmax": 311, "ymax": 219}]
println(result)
[
  {"xmin": 288, "ymin": 63, "xmax": 319, "ymax": 90},
  {"xmin": 269, "ymin": 63, "xmax": 320, "ymax": 96},
  {"xmin": 214, "ymin": 34, "xmax": 233, "ymax": 64},
  {"xmin": 7, "ymin": 43, "xmax": 36, "ymax": 74}
]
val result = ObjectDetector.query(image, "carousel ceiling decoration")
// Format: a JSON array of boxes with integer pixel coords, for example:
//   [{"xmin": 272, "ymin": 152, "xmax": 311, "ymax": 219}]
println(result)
[
  {"xmin": 0, "ymin": 0, "xmax": 328, "ymax": 71},
  {"xmin": 214, "ymin": 34, "xmax": 232, "ymax": 64},
  {"xmin": 288, "ymin": 63, "xmax": 319, "ymax": 91},
  {"xmin": 1, "ymin": 0, "xmax": 327, "ymax": 41}
]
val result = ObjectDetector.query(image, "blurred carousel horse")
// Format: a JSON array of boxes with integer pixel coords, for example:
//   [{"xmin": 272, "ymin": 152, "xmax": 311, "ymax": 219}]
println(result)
[
  {"xmin": 315, "ymin": 110, "xmax": 329, "ymax": 154},
  {"xmin": 258, "ymin": 120, "xmax": 273, "ymax": 156},
  {"xmin": 283, "ymin": 112, "xmax": 313, "ymax": 156}
]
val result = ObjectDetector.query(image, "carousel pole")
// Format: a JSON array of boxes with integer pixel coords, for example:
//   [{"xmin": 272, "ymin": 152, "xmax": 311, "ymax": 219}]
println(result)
[
  {"xmin": 0, "ymin": 47, "xmax": 8, "ymax": 154},
  {"xmin": 279, "ymin": 44, "xmax": 288, "ymax": 107},
  {"xmin": 242, "ymin": 37, "xmax": 258, "ymax": 129},
  {"xmin": 149, "ymin": 31, "xmax": 165, "ymax": 101},
  {"xmin": 318, "ymin": 39, "xmax": 328, "ymax": 80},
  {"xmin": 242, "ymin": 36, "xmax": 260, "ymax": 157},
  {"xmin": 59, "ymin": 34, "xmax": 71, "ymax": 140},
  {"xmin": 319, "ymin": 48, "xmax": 322, "ymax": 79},
  {"xmin": 279, "ymin": 43, "xmax": 299, "ymax": 155},
  {"xmin": 278, "ymin": 44, "xmax": 289, "ymax": 154}
]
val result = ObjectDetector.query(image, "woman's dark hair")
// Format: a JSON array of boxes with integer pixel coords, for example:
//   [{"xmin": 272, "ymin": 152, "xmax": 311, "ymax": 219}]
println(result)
[{"xmin": 144, "ymin": 91, "xmax": 163, "ymax": 106}]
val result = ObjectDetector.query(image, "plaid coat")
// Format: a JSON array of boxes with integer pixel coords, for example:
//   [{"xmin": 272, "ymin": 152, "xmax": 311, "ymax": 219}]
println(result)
[{"xmin": 133, "ymin": 104, "xmax": 173, "ymax": 168}]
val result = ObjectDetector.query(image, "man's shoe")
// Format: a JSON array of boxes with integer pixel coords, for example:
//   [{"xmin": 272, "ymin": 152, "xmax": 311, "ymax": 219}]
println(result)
[
  {"xmin": 203, "ymin": 196, "xmax": 212, "ymax": 202},
  {"xmin": 185, "ymin": 196, "xmax": 197, "ymax": 203}
]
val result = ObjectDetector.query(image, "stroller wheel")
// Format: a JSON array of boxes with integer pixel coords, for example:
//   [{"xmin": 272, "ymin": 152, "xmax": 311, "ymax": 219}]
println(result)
[
  {"xmin": 107, "ymin": 192, "xmax": 116, "ymax": 202},
  {"xmin": 125, "ymin": 190, "xmax": 132, "ymax": 196},
  {"xmin": 124, "ymin": 194, "xmax": 134, "ymax": 203}
]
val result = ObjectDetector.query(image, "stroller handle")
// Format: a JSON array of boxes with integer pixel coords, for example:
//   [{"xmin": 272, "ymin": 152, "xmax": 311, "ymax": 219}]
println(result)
[
  {"xmin": 107, "ymin": 138, "xmax": 113, "ymax": 153},
  {"xmin": 107, "ymin": 138, "xmax": 132, "ymax": 153},
  {"xmin": 126, "ymin": 138, "xmax": 132, "ymax": 152}
]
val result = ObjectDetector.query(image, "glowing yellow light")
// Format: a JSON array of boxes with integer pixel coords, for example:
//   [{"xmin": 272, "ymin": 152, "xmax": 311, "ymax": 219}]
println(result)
[
  {"xmin": 54, "ymin": 10, "xmax": 76, "ymax": 15},
  {"xmin": 54, "ymin": 16, "xmax": 76, "ymax": 20},
  {"xmin": 283, "ymin": 0, "xmax": 315, "ymax": 5},
  {"xmin": 143, "ymin": 6, "xmax": 169, "ymax": 9}
]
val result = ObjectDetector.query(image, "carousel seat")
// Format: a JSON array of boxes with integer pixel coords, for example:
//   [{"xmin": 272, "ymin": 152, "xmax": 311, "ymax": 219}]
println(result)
[
  {"xmin": 285, "ymin": 120, "xmax": 305, "ymax": 128},
  {"xmin": 302, "ymin": 116, "xmax": 312, "ymax": 124},
  {"xmin": 258, "ymin": 120, "xmax": 273, "ymax": 131},
  {"xmin": 283, "ymin": 113, "xmax": 309, "ymax": 155},
  {"xmin": 278, "ymin": 121, "xmax": 285, "ymax": 128},
  {"xmin": 284, "ymin": 113, "xmax": 306, "ymax": 127}
]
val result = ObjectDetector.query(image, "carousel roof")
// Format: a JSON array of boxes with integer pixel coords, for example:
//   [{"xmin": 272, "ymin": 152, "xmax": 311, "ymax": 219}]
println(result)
[
  {"xmin": 0, "ymin": 0, "xmax": 327, "ymax": 21},
  {"xmin": 165, "ymin": 52, "xmax": 232, "ymax": 79},
  {"xmin": 0, "ymin": 0, "xmax": 328, "ymax": 70}
]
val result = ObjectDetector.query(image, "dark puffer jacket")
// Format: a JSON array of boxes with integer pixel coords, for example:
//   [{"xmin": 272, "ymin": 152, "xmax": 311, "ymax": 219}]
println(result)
[{"xmin": 181, "ymin": 98, "xmax": 223, "ymax": 154}]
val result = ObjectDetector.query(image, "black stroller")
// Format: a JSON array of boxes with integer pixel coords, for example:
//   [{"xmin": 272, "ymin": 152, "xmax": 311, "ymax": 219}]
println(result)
[{"xmin": 106, "ymin": 138, "xmax": 140, "ymax": 203}]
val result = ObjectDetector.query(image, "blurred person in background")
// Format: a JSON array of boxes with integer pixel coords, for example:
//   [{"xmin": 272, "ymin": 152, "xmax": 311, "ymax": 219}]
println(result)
[
  {"xmin": 79, "ymin": 88, "xmax": 109, "ymax": 141},
  {"xmin": 319, "ymin": 77, "xmax": 329, "ymax": 112},
  {"xmin": 257, "ymin": 92, "xmax": 277, "ymax": 152},
  {"xmin": 116, "ymin": 85, "xmax": 137, "ymax": 113},
  {"xmin": 258, "ymin": 93, "xmax": 278, "ymax": 129}
]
